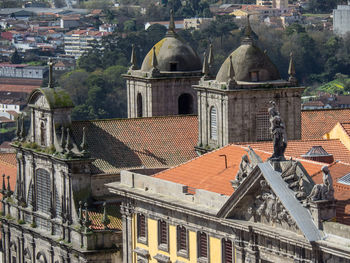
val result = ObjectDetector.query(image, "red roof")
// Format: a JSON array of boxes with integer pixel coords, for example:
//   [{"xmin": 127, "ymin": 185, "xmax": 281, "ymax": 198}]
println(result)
[
  {"xmin": 301, "ymin": 109, "xmax": 350, "ymax": 140},
  {"xmin": 0, "ymin": 154, "xmax": 17, "ymax": 203},
  {"xmin": 71, "ymin": 115, "xmax": 199, "ymax": 174},
  {"xmin": 239, "ymin": 139, "xmax": 350, "ymax": 164},
  {"xmin": 153, "ymin": 144, "xmax": 324, "ymax": 196}
]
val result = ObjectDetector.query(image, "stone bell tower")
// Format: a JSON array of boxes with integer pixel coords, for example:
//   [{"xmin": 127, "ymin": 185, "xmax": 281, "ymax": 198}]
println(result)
[
  {"xmin": 194, "ymin": 17, "xmax": 304, "ymax": 153},
  {"xmin": 124, "ymin": 10, "xmax": 202, "ymax": 118}
]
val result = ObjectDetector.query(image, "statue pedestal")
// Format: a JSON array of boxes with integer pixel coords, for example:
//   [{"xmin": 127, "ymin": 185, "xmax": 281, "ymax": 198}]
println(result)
[{"xmin": 309, "ymin": 200, "xmax": 336, "ymax": 229}]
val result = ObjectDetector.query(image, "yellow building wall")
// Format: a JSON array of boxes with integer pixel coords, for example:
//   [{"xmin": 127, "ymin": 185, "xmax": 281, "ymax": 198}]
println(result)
[
  {"xmin": 210, "ymin": 236, "xmax": 221, "ymax": 262},
  {"xmin": 323, "ymin": 122, "xmax": 350, "ymax": 151},
  {"xmin": 133, "ymin": 216, "xmax": 224, "ymax": 262}
]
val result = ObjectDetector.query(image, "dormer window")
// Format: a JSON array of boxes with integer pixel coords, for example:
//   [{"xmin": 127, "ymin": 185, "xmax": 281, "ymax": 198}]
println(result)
[
  {"xmin": 250, "ymin": 71, "xmax": 259, "ymax": 82},
  {"xmin": 170, "ymin": 62, "xmax": 178, "ymax": 71}
]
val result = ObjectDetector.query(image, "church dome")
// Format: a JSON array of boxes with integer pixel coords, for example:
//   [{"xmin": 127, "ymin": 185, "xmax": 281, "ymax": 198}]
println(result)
[
  {"xmin": 141, "ymin": 35, "xmax": 202, "ymax": 72},
  {"xmin": 216, "ymin": 43, "xmax": 280, "ymax": 83}
]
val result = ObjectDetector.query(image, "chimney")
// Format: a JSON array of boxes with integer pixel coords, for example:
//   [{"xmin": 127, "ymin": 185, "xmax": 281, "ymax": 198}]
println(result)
[{"xmin": 301, "ymin": 146, "xmax": 334, "ymax": 164}]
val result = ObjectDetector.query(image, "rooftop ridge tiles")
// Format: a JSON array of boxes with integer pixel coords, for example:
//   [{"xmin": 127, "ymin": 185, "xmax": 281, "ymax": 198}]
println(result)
[
  {"xmin": 302, "ymin": 108, "xmax": 350, "ymax": 112},
  {"xmin": 236, "ymin": 138, "xmax": 342, "ymax": 145},
  {"xmin": 72, "ymin": 114, "xmax": 197, "ymax": 124}
]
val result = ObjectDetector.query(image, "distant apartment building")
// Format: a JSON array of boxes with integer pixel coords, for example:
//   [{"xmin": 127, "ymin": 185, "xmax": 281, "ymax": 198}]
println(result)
[
  {"xmin": 183, "ymin": 17, "xmax": 214, "ymax": 29},
  {"xmin": 333, "ymin": 2, "xmax": 350, "ymax": 35},
  {"xmin": 0, "ymin": 63, "xmax": 47, "ymax": 79},
  {"xmin": 257, "ymin": 0, "xmax": 288, "ymax": 9},
  {"xmin": 64, "ymin": 29, "xmax": 110, "ymax": 58}
]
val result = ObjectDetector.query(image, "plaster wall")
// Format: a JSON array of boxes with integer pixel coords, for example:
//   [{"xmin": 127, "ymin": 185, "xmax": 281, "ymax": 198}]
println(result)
[{"xmin": 323, "ymin": 122, "xmax": 350, "ymax": 151}]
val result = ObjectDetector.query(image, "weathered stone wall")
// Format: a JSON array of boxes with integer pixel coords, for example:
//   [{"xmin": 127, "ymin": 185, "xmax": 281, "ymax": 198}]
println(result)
[
  {"xmin": 197, "ymin": 86, "xmax": 302, "ymax": 148},
  {"xmin": 126, "ymin": 76, "xmax": 199, "ymax": 118}
]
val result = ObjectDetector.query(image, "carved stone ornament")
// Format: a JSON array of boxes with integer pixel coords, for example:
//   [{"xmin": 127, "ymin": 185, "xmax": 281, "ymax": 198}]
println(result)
[
  {"xmin": 281, "ymin": 160, "xmax": 306, "ymax": 201},
  {"xmin": 248, "ymin": 180, "xmax": 295, "ymax": 227},
  {"xmin": 268, "ymin": 101, "xmax": 287, "ymax": 161},
  {"xmin": 231, "ymin": 154, "xmax": 252, "ymax": 189},
  {"xmin": 308, "ymin": 166, "xmax": 334, "ymax": 202}
]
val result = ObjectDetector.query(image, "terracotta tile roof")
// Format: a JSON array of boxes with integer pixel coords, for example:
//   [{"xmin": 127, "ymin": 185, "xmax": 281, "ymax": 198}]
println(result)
[
  {"xmin": 301, "ymin": 109, "xmax": 350, "ymax": 139},
  {"xmin": 153, "ymin": 144, "xmax": 324, "ymax": 196},
  {"xmin": 71, "ymin": 116, "xmax": 198, "ymax": 175},
  {"xmin": 86, "ymin": 203, "xmax": 122, "ymax": 230},
  {"xmin": 0, "ymin": 156, "xmax": 17, "ymax": 203},
  {"xmin": 0, "ymin": 153, "xmax": 16, "ymax": 166},
  {"xmin": 239, "ymin": 139, "xmax": 350, "ymax": 164},
  {"xmin": 311, "ymin": 162, "xmax": 350, "ymax": 225}
]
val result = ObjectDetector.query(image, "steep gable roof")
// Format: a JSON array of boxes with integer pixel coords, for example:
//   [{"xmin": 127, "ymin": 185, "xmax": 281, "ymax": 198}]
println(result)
[
  {"xmin": 71, "ymin": 115, "xmax": 198, "ymax": 175},
  {"xmin": 301, "ymin": 109, "xmax": 350, "ymax": 140}
]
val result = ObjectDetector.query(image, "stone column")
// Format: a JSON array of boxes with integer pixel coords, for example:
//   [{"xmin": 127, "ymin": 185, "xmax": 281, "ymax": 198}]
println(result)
[
  {"xmin": 31, "ymin": 109, "xmax": 35, "ymax": 142},
  {"xmin": 121, "ymin": 201, "xmax": 134, "ymax": 263},
  {"xmin": 234, "ymin": 230, "xmax": 245, "ymax": 263}
]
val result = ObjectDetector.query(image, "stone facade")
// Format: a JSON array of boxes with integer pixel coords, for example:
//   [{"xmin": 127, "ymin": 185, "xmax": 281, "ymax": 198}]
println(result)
[
  {"xmin": 125, "ymin": 76, "xmax": 200, "ymax": 118},
  {"xmin": 195, "ymin": 20, "xmax": 303, "ymax": 151},
  {"xmin": 108, "ymin": 160, "xmax": 350, "ymax": 263},
  {"xmin": 1, "ymin": 87, "xmax": 122, "ymax": 262},
  {"xmin": 196, "ymin": 85, "xmax": 303, "ymax": 148},
  {"xmin": 124, "ymin": 14, "xmax": 202, "ymax": 118}
]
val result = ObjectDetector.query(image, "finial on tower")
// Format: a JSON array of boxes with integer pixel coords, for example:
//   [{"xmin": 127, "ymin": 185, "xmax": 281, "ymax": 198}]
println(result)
[
  {"xmin": 288, "ymin": 52, "xmax": 297, "ymax": 84},
  {"xmin": 202, "ymin": 52, "xmax": 209, "ymax": 79},
  {"xmin": 150, "ymin": 46, "xmax": 160, "ymax": 76},
  {"xmin": 48, "ymin": 58, "xmax": 54, "ymax": 89},
  {"xmin": 152, "ymin": 46, "xmax": 158, "ymax": 69},
  {"xmin": 129, "ymin": 44, "xmax": 138, "ymax": 71},
  {"xmin": 227, "ymin": 55, "xmax": 236, "ymax": 87},
  {"xmin": 168, "ymin": 9, "xmax": 175, "ymax": 35},
  {"xmin": 208, "ymin": 44, "xmax": 214, "ymax": 66},
  {"xmin": 242, "ymin": 15, "xmax": 253, "ymax": 45},
  {"xmin": 245, "ymin": 15, "xmax": 252, "ymax": 37}
]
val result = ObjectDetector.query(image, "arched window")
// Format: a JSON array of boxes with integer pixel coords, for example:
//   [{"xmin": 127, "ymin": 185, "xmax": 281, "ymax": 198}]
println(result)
[
  {"xmin": 178, "ymin": 93, "xmax": 193, "ymax": 115},
  {"xmin": 210, "ymin": 106, "xmax": 217, "ymax": 140},
  {"xmin": 40, "ymin": 122, "xmax": 46, "ymax": 147},
  {"xmin": 36, "ymin": 169, "xmax": 51, "ymax": 213},
  {"xmin": 137, "ymin": 93, "xmax": 143, "ymax": 117}
]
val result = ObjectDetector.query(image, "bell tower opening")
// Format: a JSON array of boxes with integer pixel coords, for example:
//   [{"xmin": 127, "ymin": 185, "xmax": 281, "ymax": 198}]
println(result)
[
  {"xmin": 170, "ymin": 62, "xmax": 178, "ymax": 71},
  {"xmin": 178, "ymin": 93, "xmax": 193, "ymax": 115},
  {"xmin": 137, "ymin": 93, "xmax": 143, "ymax": 117},
  {"xmin": 40, "ymin": 122, "xmax": 46, "ymax": 146}
]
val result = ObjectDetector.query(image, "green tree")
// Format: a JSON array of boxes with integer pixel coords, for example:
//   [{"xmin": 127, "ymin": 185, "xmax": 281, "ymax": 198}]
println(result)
[{"xmin": 10, "ymin": 49, "xmax": 22, "ymax": 64}]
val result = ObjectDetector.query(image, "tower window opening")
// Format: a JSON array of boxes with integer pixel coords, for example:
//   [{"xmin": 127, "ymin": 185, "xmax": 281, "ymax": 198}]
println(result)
[
  {"xmin": 40, "ymin": 122, "xmax": 46, "ymax": 147},
  {"xmin": 250, "ymin": 71, "xmax": 259, "ymax": 82},
  {"xmin": 170, "ymin": 62, "xmax": 178, "ymax": 71},
  {"xmin": 178, "ymin": 93, "xmax": 193, "ymax": 115},
  {"xmin": 210, "ymin": 106, "xmax": 217, "ymax": 140},
  {"xmin": 137, "ymin": 93, "xmax": 143, "ymax": 117}
]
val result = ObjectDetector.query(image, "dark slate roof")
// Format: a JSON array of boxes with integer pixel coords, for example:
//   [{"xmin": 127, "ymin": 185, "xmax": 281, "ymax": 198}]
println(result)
[
  {"xmin": 258, "ymin": 162, "xmax": 323, "ymax": 242},
  {"xmin": 71, "ymin": 115, "xmax": 198, "ymax": 175}
]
